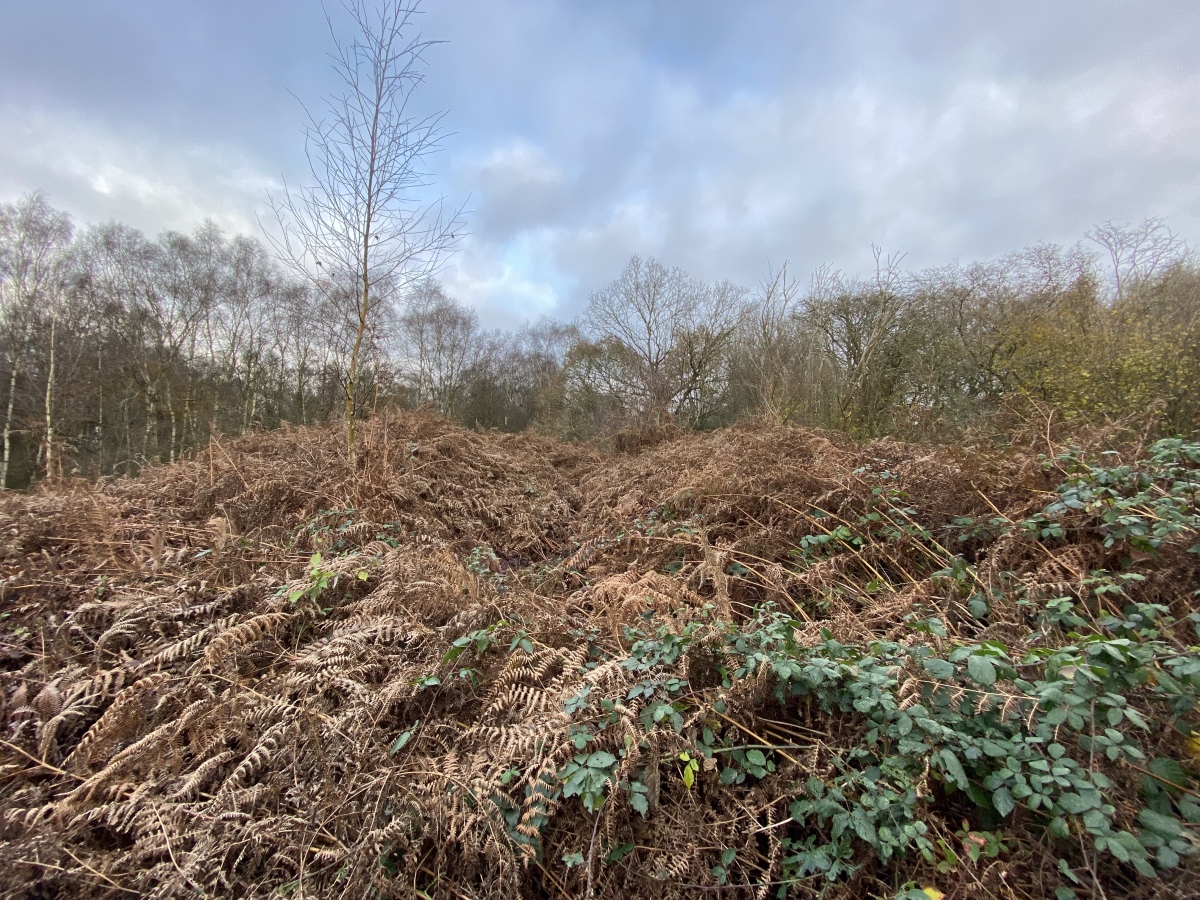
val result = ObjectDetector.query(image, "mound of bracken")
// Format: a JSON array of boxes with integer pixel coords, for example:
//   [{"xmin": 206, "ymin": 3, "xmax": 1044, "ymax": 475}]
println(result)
[{"xmin": 2, "ymin": 413, "xmax": 1199, "ymax": 899}]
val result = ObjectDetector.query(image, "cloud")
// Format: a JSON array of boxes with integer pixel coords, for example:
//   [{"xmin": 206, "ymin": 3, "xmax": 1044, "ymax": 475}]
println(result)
[
  {"xmin": 0, "ymin": 103, "xmax": 276, "ymax": 237},
  {"xmin": 438, "ymin": 22, "xmax": 1200, "ymax": 317},
  {"xmin": 2, "ymin": 0, "xmax": 1199, "ymax": 327},
  {"xmin": 460, "ymin": 140, "xmax": 567, "ymax": 235}
]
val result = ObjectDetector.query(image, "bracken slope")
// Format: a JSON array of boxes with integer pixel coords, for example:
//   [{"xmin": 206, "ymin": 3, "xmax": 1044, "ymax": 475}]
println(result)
[{"xmin": 2, "ymin": 413, "xmax": 1199, "ymax": 899}]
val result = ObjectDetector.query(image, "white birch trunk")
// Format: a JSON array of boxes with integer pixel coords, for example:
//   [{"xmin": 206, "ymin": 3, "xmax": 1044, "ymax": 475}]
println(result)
[
  {"xmin": 43, "ymin": 311, "xmax": 57, "ymax": 481},
  {"xmin": 1, "ymin": 356, "xmax": 19, "ymax": 489}
]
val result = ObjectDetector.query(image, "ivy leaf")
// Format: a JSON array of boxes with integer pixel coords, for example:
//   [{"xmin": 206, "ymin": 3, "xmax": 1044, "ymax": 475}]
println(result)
[{"xmin": 605, "ymin": 842, "xmax": 635, "ymax": 864}]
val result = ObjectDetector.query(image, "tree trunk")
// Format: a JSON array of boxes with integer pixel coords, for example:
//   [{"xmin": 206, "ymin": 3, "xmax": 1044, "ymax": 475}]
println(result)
[
  {"xmin": 1, "ymin": 355, "xmax": 19, "ymax": 489},
  {"xmin": 96, "ymin": 347, "xmax": 105, "ymax": 475},
  {"xmin": 121, "ymin": 397, "xmax": 133, "ymax": 474},
  {"xmin": 167, "ymin": 386, "xmax": 177, "ymax": 464},
  {"xmin": 43, "ymin": 311, "xmax": 57, "ymax": 481},
  {"xmin": 143, "ymin": 389, "xmax": 156, "ymax": 463},
  {"xmin": 296, "ymin": 352, "xmax": 309, "ymax": 425},
  {"xmin": 346, "ymin": 275, "xmax": 370, "ymax": 453}
]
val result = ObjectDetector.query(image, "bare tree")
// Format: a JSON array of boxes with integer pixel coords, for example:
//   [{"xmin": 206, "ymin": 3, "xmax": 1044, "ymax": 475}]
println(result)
[
  {"xmin": 582, "ymin": 256, "xmax": 744, "ymax": 425},
  {"xmin": 736, "ymin": 262, "xmax": 804, "ymax": 423},
  {"xmin": 1087, "ymin": 218, "xmax": 1191, "ymax": 302},
  {"xmin": 803, "ymin": 247, "xmax": 911, "ymax": 432},
  {"xmin": 396, "ymin": 279, "xmax": 479, "ymax": 417},
  {"xmin": 0, "ymin": 193, "xmax": 74, "ymax": 485},
  {"xmin": 268, "ymin": 0, "xmax": 462, "ymax": 452}
]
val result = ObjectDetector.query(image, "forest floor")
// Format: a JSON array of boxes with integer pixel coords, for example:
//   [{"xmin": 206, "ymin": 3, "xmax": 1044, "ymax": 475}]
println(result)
[{"xmin": 2, "ymin": 412, "xmax": 1199, "ymax": 899}]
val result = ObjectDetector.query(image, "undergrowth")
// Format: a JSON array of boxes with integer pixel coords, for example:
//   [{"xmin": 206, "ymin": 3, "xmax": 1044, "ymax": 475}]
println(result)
[{"xmin": 1, "ymin": 416, "xmax": 1198, "ymax": 899}]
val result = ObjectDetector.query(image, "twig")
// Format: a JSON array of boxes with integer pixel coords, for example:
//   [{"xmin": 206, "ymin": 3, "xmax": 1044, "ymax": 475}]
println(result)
[
  {"xmin": 1126, "ymin": 761, "xmax": 1200, "ymax": 802},
  {"xmin": 16, "ymin": 855, "xmax": 143, "ymax": 896},
  {"xmin": 532, "ymin": 858, "xmax": 573, "ymax": 899},
  {"xmin": 0, "ymin": 738, "xmax": 85, "ymax": 780},
  {"xmin": 61, "ymin": 846, "xmax": 145, "ymax": 896},
  {"xmin": 209, "ymin": 435, "xmax": 250, "ymax": 491},
  {"xmin": 153, "ymin": 804, "xmax": 207, "ymax": 896},
  {"xmin": 711, "ymin": 712, "xmax": 800, "ymax": 766},
  {"xmin": 585, "ymin": 811, "xmax": 601, "ymax": 898}
]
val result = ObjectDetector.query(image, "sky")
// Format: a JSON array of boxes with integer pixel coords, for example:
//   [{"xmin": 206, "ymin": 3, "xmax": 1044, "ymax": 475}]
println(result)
[{"xmin": 2, "ymin": 0, "xmax": 1199, "ymax": 326}]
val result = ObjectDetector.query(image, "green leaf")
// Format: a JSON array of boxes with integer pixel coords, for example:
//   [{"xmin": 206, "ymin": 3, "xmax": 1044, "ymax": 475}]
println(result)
[
  {"xmin": 967, "ymin": 655, "xmax": 997, "ymax": 686},
  {"xmin": 1138, "ymin": 808, "xmax": 1182, "ymax": 837},
  {"xmin": 586, "ymin": 751, "xmax": 617, "ymax": 769},
  {"xmin": 1147, "ymin": 757, "xmax": 1189, "ymax": 796},
  {"xmin": 1106, "ymin": 837, "xmax": 1130, "ymax": 863},
  {"xmin": 604, "ymin": 842, "xmax": 635, "ymax": 864},
  {"xmin": 1131, "ymin": 857, "xmax": 1157, "ymax": 879},
  {"xmin": 923, "ymin": 658, "xmax": 955, "ymax": 679},
  {"xmin": 1057, "ymin": 793, "xmax": 1091, "ymax": 815},
  {"xmin": 992, "ymin": 787, "xmax": 1015, "ymax": 818},
  {"xmin": 850, "ymin": 807, "xmax": 877, "ymax": 844},
  {"xmin": 745, "ymin": 749, "xmax": 767, "ymax": 767},
  {"xmin": 1179, "ymin": 796, "xmax": 1200, "ymax": 824},
  {"xmin": 1157, "ymin": 845, "xmax": 1181, "ymax": 869},
  {"xmin": 389, "ymin": 719, "xmax": 420, "ymax": 757},
  {"xmin": 939, "ymin": 749, "xmax": 968, "ymax": 789},
  {"xmin": 630, "ymin": 791, "xmax": 649, "ymax": 817}
]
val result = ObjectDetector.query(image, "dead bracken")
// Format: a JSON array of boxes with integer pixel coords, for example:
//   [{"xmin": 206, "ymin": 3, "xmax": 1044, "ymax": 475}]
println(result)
[{"xmin": 2, "ymin": 412, "xmax": 1199, "ymax": 899}]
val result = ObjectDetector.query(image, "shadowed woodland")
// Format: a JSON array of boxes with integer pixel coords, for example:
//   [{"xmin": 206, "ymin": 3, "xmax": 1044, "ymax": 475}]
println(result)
[{"xmin": 2, "ymin": 192, "xmax": 1198, "ymax": 489}]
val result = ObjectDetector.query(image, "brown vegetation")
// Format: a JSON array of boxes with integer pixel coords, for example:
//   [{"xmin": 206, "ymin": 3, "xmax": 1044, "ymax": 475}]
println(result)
[{"xmin": 1, "ymin": 413, "xmax": 1198, "ymax": 898}]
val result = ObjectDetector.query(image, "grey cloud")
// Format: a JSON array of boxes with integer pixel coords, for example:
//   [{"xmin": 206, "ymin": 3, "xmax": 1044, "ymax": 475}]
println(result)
[
  {"xmin": 460, "ymin": 141, "xmax": 568, "ymax": 235},
  {"xmin": 2, "ymin": 0, "xmax": 1198, "ymax": 326}
]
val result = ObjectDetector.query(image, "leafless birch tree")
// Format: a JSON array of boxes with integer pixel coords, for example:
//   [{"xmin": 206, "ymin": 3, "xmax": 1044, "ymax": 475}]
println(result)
[
  {"xmin": 0, "ymin": 193, "xmax": 74, "ymax": 485},
  {"xmin": 268, "ymin": 0, "xmax": 462, "ymax": 452}
]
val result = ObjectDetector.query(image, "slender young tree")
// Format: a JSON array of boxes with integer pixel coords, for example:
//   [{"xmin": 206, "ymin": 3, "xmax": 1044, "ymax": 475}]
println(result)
[{"xmin": 268, "ymin": 0, "xmax": 462, "ymax": 453}]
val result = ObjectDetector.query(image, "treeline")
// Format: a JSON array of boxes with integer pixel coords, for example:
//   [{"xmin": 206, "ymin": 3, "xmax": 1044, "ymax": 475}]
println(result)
[{"xmin": 2, "ymin": 191, "xmax": 1198, "ymax": 486}]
